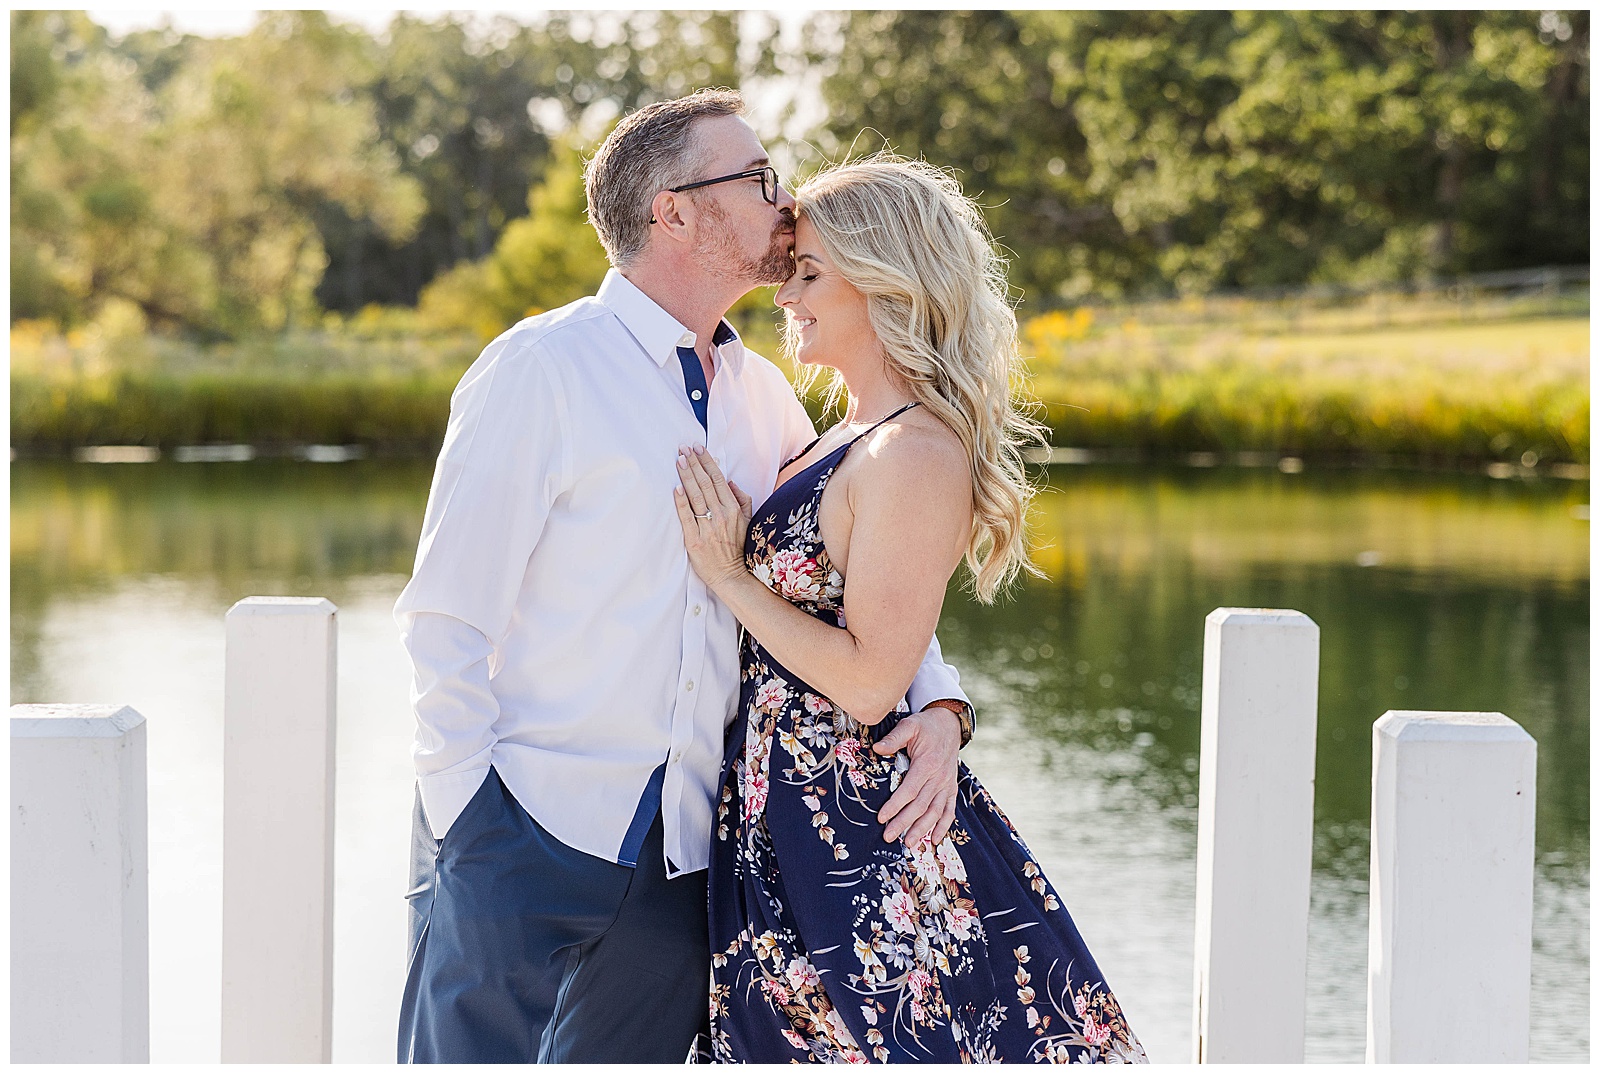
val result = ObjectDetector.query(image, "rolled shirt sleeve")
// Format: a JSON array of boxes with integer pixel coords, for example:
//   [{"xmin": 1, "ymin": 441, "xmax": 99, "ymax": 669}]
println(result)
[
  {"xmin": 906, "ymin": 631, "xmax": 972, "ymax": 717},
  {"xmin": 394, "ymin": 335, "xmax": 569, "ymax": 838}
]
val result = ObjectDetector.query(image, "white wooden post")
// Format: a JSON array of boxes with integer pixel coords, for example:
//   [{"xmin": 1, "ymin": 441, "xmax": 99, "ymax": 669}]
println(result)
[
  {"xmin": 222, "ymin": 597, "xmax": 338, "ymax": 1062},
  {"xmin": 1193, "ymin": 609, "xmax": 1319, "ymax": 1063},
  {"xmin": 10, "ymin": 704, "xmax": 150, "ymax": 1062},
  {"xmin": 1366, "ymin": 711, "xmax": 1536, "ymax": 1063}
]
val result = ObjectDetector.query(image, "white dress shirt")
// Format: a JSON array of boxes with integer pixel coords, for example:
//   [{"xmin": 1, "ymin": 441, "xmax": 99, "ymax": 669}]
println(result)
[{"xmin": 395, "ymin": 269, "xmax": 970, "ymax": 877}]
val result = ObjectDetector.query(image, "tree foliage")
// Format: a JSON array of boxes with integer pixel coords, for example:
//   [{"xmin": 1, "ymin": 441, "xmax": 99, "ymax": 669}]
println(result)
[
  {"xmin": 416, "ymin": 138, "xmax": 610, "ymax": 338},
  {"xmin": 11, "ymin": 10, "xmax": 780, "ymax": 333},
  {"xmin": 10, "ymin": 9, "xmax": 1587, "ymax": 337},
  {"xmin": 322, "ymin": 10, "xmax": 772, "ymax": 310},
  {"xmin": 808, "ymin": 9, "xmax": 1588, "ymax": 301},
  {"xmin": 11, "ymin": 11, "xmax": 423, "ymax": 336}
]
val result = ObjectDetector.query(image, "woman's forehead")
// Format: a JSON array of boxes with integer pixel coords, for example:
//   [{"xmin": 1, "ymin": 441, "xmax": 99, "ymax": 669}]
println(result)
[{"xmin": 792, "ymin": 216, "xmax": 825, "ymax": 257}]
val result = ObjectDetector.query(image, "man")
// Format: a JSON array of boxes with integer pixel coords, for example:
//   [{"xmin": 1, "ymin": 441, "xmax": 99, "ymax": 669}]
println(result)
[{"xmin": 395, "ymin": 89, "xmax": 976, "ymax": 1064}]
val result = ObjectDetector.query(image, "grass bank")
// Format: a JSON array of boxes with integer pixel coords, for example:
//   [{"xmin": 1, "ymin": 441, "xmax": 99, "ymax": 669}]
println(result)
[
  {"xmin": 1022, "ymin": 300, "xmax": 1588, "ymax": 465},
  {"xmin": 10, "ymin": 288, "xmax": 1589, "ymax": 465},
  {"xmin": 10, "ymin": 324, "xmax": 478, "ymax": 453}
]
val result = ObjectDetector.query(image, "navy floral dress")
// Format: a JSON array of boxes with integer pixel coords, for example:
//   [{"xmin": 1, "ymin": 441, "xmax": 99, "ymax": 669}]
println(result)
[{"xmin": 705, "ymin": 406, "xmax": 1147, "ymax": 1064}]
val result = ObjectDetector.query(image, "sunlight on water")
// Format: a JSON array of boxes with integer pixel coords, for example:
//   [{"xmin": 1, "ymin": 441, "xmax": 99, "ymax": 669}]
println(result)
[{"xmin": 10, "ymin": 459, "xmax": 1588, "ymax": 1061}]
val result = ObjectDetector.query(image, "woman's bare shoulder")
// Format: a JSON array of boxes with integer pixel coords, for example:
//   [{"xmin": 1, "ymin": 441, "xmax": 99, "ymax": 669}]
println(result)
[{"xmin": 853, "ymin": 410, "xmax": 971, "ymax": 504}]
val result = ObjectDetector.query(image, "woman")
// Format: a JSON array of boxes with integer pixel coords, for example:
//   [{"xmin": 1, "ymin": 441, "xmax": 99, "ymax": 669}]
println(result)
[{"xmin": 673, "ymin": 154, "xmax": 1145, "ymax": 1064}]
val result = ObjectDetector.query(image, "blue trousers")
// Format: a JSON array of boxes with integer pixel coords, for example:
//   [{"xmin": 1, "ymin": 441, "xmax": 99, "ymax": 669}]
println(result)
[{"xmin": 398, "ymin": 769, "xmax": 709, "ymax": 1063}]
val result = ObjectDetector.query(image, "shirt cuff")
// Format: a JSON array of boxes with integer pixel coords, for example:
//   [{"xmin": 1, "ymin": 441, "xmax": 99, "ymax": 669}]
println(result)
[
  {"xmin": 906, "ymin": 666, "xmax": 969, "ymax": 714},
  {"xmin": 417, "ymin": 767, "xmax": 491, "ymax": 840}
]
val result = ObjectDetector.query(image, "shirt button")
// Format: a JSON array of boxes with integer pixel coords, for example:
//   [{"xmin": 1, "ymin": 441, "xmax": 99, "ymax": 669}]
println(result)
[
  {"xmin": 685, "ymin": 680, "xmax": 695, "ymax": 692},
  {"xmin": 692, "ymin": 604, "xmax": 703, "ymax": 616},
  {"xmin": 678, "ymin": 332, "xmax": 695, "ymax": 347},
  {"xmin": 690, "ymin": 389, "xmax": 703, "ymax": 400},
  {"xmin": 670, "ymin": 748, "xmax": 683, "ymax": 763}
]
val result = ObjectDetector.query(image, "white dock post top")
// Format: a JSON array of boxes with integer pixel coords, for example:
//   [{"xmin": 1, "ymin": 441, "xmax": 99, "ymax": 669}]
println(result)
[
  {"xmin": 1205, "ymin": 607, "xmax": 1319, "ymax": 631},
  {"xmin": 228, "ymin": 595, "xmax": 339, "ymax": 616},
  {"xmin": 1374, "ymin": 708, "xmax": 1535, "ymax": 745},
  {"xmin": 11, "ymin": 702, "xmax": 147, "ymax": 737}
]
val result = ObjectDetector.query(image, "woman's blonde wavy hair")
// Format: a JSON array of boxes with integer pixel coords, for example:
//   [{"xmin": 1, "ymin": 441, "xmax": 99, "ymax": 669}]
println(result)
[{"xmin": 786, "ymin": 153, "xmax": 1046, "ymax": 603}]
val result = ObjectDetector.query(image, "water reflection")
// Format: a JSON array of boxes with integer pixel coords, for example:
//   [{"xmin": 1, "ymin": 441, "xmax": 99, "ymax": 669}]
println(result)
[
  {"xmin": 937, "ymin": 465, "xmax": 1588, "ymax": 1061},
  {"xmin": 941, "ymin": 544, "xmax": 1590, "ymax": 863},
  {"xmin": 9, "ymin": 459, "xmax": 1589, "ymax": 1061}
]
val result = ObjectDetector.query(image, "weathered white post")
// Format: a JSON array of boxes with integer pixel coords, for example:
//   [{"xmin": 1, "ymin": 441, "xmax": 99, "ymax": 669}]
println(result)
[
  {"xmin": 1193, "ymin": 609, "xmax": 1319, "ymax": 1063},
  {"xmin": 222, "ymin": 597, "xmax": 338, "ymax": 1062},
  {"xmin": 1366, "ymin": 711, "xmax": 1536, "ymax": 1063},
  {"xmin": 11, "ymin": 704, "xmax": 150, "ymax": 1062}
]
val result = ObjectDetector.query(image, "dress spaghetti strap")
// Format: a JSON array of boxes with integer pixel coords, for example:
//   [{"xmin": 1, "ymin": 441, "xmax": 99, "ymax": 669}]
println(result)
[
  {"xmin": 847, "ymin": 400, "xmax": 920, "ymax": 445},
  {"xmin": 778, "ymin": 433, "xmax": 826, "ymax": 472},
  {"xmin": 779, "ymin": 401, "xmax": 922, "ymax": 473}
]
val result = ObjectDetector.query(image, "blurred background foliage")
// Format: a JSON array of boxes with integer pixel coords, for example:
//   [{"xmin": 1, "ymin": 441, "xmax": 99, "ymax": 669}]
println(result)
[
  {"xmin": 813, "ymin": 10, "xmax": 1589, "ymax": 300},
  {"xmin": 11, "ymin": 9, "xmax": 771, "ymax": 335},
  {"xmin": 8, "ymin": 9, "xmax": 1590, "ymax": 462},
  {"xmin": 13, "ymin": 9, "xmax": 1588, "ymax": 332}
]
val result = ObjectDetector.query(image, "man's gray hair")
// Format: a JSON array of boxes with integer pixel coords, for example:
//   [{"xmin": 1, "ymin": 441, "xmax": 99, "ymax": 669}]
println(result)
[{"xmin": 584, "ymin": 88, "xmax": 745, "ymax": 267}]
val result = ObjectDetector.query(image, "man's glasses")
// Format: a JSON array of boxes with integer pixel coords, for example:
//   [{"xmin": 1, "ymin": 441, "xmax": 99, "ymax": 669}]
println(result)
[
  {"xmin": 650, "ymin": 166, "xmax": 783, "ymax": 223},
  {"xmin": 672, "ymin": 165, "xmax": 783, "ymax": 204}
]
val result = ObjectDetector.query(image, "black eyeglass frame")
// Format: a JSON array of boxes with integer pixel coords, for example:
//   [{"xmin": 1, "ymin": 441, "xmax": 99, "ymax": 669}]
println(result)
[{"xmin": 649, "ymin": 166, "xmax": 782, "ymax": 223}]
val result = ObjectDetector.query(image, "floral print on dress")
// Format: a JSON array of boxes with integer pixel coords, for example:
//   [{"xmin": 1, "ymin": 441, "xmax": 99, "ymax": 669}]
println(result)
[{"xmin": 703, "ymin": 415, "xmax": 1146, "ymax": 1064}]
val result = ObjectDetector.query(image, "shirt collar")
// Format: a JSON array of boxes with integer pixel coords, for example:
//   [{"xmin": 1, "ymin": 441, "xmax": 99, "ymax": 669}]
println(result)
[
  {"xmin": 597, "ymin": 268, "xmax": 746, "ymax": 373},
  {"xmin": 710, "ymin": 319, "xmax": 746, "ymax": 372}
]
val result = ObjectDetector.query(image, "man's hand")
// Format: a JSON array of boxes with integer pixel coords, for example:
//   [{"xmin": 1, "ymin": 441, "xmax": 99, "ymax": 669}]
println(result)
[{"xmin": 872, "ymin": 706, "xmax": 962, "ymax": 847}]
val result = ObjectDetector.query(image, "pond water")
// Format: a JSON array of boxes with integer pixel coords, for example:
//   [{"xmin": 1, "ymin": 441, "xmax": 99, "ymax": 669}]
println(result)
[{"xmin": 10, "ymin": 458, "xmax": 1589, "ymax": 1062}]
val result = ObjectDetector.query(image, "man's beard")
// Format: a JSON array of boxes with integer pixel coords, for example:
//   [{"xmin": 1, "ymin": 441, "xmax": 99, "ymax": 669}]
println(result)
[{"xmin": 693, "ymin": 200, "xmax": 795, "ymax": 286}]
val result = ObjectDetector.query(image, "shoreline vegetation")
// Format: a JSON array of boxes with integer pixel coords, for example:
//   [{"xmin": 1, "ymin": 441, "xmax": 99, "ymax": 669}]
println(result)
[
  {"xmin": 10, "ymin": 280, "xmax": 1589, "ymax": 473},
  {"xmin": 14, "ymin": 12, "xmax": 1587, "ymax": 476}
]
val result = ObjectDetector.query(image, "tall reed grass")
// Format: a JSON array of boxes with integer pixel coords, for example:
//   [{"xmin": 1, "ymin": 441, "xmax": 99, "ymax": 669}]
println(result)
[
  {"xmin": 10, "ymin": 321, "xmax": 477, "ymax": 452},
  {"xmin": 1018, "ymin": 301, "xmax": 1587, "ymax": 464},
  {"xmin": 10, "ymin": 290, "xmax": 1588, "ymax": 464}
]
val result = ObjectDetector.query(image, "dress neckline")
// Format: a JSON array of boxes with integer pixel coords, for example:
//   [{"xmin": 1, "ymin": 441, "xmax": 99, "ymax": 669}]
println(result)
[{"xmin": 767, "ymin": 402, "xmax": 922, "ymax": 508}]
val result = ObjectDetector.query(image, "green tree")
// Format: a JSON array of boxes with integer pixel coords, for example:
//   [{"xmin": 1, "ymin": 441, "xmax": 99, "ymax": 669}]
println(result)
[
  {"xmin": 11, "ymin": 10, "xmax": 80, "ymax": 323},
  {"xmin": 10, "ymin": 11, "xmax": 426, "ymax": 336},
  {"xmin": 326, "ymin": 14, "xmax": 566, "ymax": 311},
  {"xmin": 1056, "ymin": 10, "xmax": 1589, "ymax": 287},
  {"xmin": 13, "ymin": 10, "xmax": 786, "ymax": 330},
  {"xmin": 9, "ymin": 11, "xmax": 201, "ymax": 328},
  {"xmin": 145, "ymin": 11, "xmax": 424, "ymax": 334},
  {"xmin": 418, "ymin": 138, "xmax": 609, "ymax": 338},
  {"xmin": 319, "ymin": 10, "xmax": 776, "ymax": 311},
  {"xmin": 805, "ymin": 10, "xmax": 1121, "ymax": 302},
  {"xmin": 805, "ymin": 10, "xmax": 1589, "ymax": 300}
]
